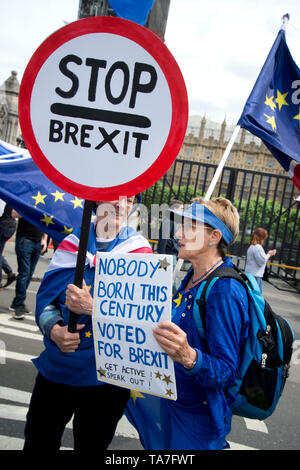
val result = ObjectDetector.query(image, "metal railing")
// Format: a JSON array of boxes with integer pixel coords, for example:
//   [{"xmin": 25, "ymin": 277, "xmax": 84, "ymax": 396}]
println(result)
[{"xmin": 143, "ymin": 159, "xmax": 300, "ymax": 291}]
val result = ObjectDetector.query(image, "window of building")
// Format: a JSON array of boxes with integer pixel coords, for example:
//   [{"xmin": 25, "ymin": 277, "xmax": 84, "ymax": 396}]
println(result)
[
  {"xmin": 184, "ymin": 146, "xmax": 193, "ymax": 157},
  {"xmin": 245, "ymin": 155, "xmax": 254, "ymax": 166},
  {"xmin": 204, "ymin": 150, "xmax": 213, "ymax": 160},
  {"xmin": 266, "ymin": 157, "xmax": 275, "ymax": 169},
  {"xmin": 182, "ymin": 163, "xmax": 191, "ymax": 178}
]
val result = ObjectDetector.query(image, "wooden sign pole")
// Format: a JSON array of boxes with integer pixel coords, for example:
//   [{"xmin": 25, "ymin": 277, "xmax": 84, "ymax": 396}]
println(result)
[{"xmin": 68, "ymin": 199, "xmax": 94, "ymax": 333}]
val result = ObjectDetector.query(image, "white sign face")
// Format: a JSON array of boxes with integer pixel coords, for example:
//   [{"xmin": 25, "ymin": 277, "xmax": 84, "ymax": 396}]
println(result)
[
  {"xmin": 30, "ymin": 33, "xmax": 172, "ymax": 188},
  {"xmin": 92, "ymin": 252, "xmax": 177, "ymax": 400},
  {"xmin": 19, "ymin": 17, "xmax": 188, "ymax": 200}
]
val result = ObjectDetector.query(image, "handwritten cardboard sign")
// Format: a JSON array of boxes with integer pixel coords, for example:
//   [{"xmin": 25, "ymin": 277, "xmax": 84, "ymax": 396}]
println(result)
[{"xmin": 92, "ymin": 252, "xmax": 177, "ymax": 400}]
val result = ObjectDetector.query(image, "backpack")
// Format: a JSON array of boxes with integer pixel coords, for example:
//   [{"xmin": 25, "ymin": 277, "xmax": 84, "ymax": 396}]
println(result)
[{"xmin": 193, "ymin": 265, "xmax": 294, "ymax": 420}]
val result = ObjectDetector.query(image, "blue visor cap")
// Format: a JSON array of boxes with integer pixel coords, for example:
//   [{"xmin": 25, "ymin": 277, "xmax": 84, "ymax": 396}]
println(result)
[{"xmin": 170, "ymin": 202, "xmax": 234, "ymax": 245}]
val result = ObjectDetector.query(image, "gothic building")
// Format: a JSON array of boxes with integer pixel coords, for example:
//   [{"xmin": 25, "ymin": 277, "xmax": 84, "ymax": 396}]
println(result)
[
  {"xmin": 0, "ymin": 71, "xmax": 21, "ymax": 145},
  {"xmin": 170, "ymin": 115, "xmax": 294, "ymax": 203}
]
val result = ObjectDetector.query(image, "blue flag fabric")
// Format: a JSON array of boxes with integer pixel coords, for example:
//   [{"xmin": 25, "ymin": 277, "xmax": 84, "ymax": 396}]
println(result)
[
  {"xmin": 237, "ymin": 28, "xmax": 300, "ymax": 190},
  {"xmin": 0, "ymin": 140, "xmax": 83, "ymax": 241},
  {"xmin": 108, "ymin": 0, "xmax": 154, "ymax": 25}
]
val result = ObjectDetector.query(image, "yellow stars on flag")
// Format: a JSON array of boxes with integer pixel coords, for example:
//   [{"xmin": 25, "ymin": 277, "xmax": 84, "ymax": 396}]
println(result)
[
  {"xmin": 264, "ymin": 114, "xmax": 277, "ymax": 131},
  {"xmin": 275, "ymin": 90, "xmax": 288, "ymax": 110},
  {"xmin": 263, "ymin": 89, "xmax": 289, "ymax": 131},
  {"xmin": 32, "ymin": 191, "xmax": 47, "ymax": 206},
  {"xmin": 51, "ymin": 190, "xmax": 65, "ymax": 202},
  {"xmin": 70, "ymin": 196, "xmax": 84, "ymax": 209},
  {"xmin": 130, "ymin": 390, "xmax": 145, "ymax": 404},
  {"xmin": 264, "ymin": 94, "xmax": 276, "ymax": 111},
  {"xmin": 293, "ymin": 106, "xmax": 300, "ymax": 126},
  {"xmin": 40, "ymin": 214, "xmax": 55, "ymax": 227},
  {"xmin": 173, "ymin": 292, "xmax": 182, "ymax": 308},
  {"xmin": 62, "ymin": 225, "xmax": 73, "ymax": 235}
]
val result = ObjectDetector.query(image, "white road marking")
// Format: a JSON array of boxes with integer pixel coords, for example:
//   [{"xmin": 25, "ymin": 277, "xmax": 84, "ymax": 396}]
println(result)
[
  {"xmin": 3, "ymin": 350, "xmax": 38, "ymax": 363},
  {"xmin": 0, "ymin": 386, "xmax": 31, "ymax": 404},
  {"xmin": 244, "ymin": 418, "xmax": 268, "ymax": 433},
  {"xmin": 0, "ymin": 314, "xmax": 39, "ymax": 332},
  {"xmin": 0, "ymin": 325, "xmax": 42, "ymax": 341},
  {"xmin": 0, "ymin": 435, "xmax": 71, "ymax": 450}
]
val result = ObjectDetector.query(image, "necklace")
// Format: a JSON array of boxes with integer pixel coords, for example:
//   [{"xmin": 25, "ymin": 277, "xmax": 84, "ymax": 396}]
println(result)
[{"xmin": 191, "ymin": 259, "xmax": 223, "ymax": 284}]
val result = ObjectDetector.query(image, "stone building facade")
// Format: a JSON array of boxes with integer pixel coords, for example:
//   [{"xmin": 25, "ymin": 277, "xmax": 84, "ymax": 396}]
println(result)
[
  {"xmin": 171, "ymin": 115, "xmax": 294, "ymax": 202},
  {"xmin": 0, "ymin": 71, "xmax": 21, "ymax": 145}
]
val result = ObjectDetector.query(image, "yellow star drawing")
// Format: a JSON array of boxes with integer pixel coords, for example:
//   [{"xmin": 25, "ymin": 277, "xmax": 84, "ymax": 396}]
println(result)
[
  {"xmin": 293, "ymin": 106, "xmax": 300, "ymax": 126},
  {"xmin": 32, "ymin": 191, "xmax": 47, "ymax": 206},
  {"xmin": 98, "ymin": 367, "xmax": 106, "ymax": 377},
  {"xmin": 85, "ymin": 331, "xmax": 92, "ymax": 338},
  {"xmin": 264, "ymin": 94, "xmax": 276, "ymax": 111},
  {"xmin": 275, "ymin": 90, "xmax": 288, "ymax": 111},
  {"xmin": 155, "ymin": 371, "xmax": 162, "ymax": 379},
  {"xmin": 165, "ymin": 389, "xmax": 174, "ymax": 397},
  {"xmin": 51, "ymin": 190, "xmax": 65, "ymax": 202},
  {"xmin": 61, "ymin": 225, "xmax": 73, "ymax": 235},
  {"xmin": 162, "ymin": 375, "xmax": 173, "ymax": 385},
  {"xmin": 40, "ymin": 214, "xmax": 55, "ymax": 227},
  {"xmin": 159, "ymin": 257, "xmax": 171, "ymax": 270},
  {"xmin": 264, "ymin": 114, "xmax": 276, "ymax": 131},
  {"xmin": 173, "ymin": 292, "xmax": 183, "ymax": 308},
  {"xmin": 130, "ymin": 390, "xmax": 145, "ymax": 404},
  {"xmin": 70, "ymin": 197, "xmax": 84, "ymax": 209}
]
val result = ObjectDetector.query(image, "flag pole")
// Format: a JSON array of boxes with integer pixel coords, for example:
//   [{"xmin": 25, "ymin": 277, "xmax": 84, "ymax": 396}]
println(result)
[
  {"xmin": 204, "ymin": 124, "xmax": 241, "ymax": 201},
  {"xmin": 174, "ymin": 13, "xmax": 290, "ymax": 281}
]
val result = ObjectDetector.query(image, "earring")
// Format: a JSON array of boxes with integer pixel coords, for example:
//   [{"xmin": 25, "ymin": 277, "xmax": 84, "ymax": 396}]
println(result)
[{"xmin": 208, "ymin": 241, "xmax": 213, "ymax": 247}]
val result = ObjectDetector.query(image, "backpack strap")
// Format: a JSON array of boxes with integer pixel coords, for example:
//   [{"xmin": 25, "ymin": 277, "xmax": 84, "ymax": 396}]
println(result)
[{"xmin": 193, "ymin": 265, "xmax": 249, "ymax": 339}]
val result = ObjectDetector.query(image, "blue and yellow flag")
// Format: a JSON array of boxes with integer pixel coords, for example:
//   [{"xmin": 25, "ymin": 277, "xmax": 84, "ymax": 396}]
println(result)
[
  {"xmin": 0, "ymin": 140, "xmax": 83, "ymax": 241},
  {"xmin": 108, "ymin": 0, "xmax": 155, "ymax": 26},
  {"xmin": 238, "ymin": 23, "xmax": 300, "ymax": 190}
]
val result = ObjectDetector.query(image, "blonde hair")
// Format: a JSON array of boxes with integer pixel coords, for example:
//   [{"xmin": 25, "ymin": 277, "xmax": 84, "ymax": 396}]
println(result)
[{"xmin": 191, "ymin": 196, "xmax": 239, "ymax": 256}]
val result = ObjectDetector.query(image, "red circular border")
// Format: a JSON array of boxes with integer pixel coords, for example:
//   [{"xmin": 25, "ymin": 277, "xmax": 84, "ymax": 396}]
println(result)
[{"xmin": 19, "ymin": 16, "xmax": 188, "ymax": 201}]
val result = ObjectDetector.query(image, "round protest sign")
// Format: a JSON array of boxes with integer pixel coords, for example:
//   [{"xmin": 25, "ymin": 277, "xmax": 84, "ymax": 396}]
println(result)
[{"xmin": 19, "ymin": 16, "xmax": 188, "ymax": 200}]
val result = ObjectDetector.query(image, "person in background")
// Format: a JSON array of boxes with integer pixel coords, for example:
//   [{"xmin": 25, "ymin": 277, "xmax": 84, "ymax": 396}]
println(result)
[
  {"xmin": 152, "ymin": 197, "xmax": 249, "ymax": 450},
  {"xmin": 9, "ymin": 210, "xmax": 47, "ymax": 319},
  {"xmin": 0, "ymin": 204, "xmax": 17, "ymax": 289},
  {"xmin": 244, "ymin": 227, "xmax": 276, "ymax": 292}
]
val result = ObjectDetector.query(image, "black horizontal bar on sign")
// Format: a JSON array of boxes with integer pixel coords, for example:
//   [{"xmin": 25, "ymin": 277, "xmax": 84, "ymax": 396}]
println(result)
[{"xmin": 50, "ymin": 103, "xmax": 151, "ymax": 128}]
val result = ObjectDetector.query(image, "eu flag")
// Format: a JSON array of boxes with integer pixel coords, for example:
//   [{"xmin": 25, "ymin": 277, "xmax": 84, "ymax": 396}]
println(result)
[
  {"xmin": 0, "ymin": 139, "xmax": 83, "ymax": 242},
  {"xmin": 238, "ymin": 26, "xmax": 300, "ymax": 190},
  {"xmin": 108, "ymin": 0, "xmax": 155, "ymax": 26}
]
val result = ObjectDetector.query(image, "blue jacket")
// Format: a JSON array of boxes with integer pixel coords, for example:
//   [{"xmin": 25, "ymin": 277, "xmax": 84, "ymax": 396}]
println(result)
[{"xmin": 167, "ymin": 256, "xmax": 249, "ymax": 440}]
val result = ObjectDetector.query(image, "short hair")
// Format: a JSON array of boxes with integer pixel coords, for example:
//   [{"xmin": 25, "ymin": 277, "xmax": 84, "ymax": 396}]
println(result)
[
  {"xmin": 192, "ymin": 196, "xmax": 239, "ymax": 257},
  {"xmin": 250, "ymin": 228, "xmax": 268, "ymax": 245},
  {"xmin": 170, "ymin": 199, "xmax": 184, "ymax": 209}
]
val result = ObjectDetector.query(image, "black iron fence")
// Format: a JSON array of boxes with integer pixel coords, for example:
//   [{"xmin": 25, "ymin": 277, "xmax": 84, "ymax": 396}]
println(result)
[{"xmin": 142, "ymin": 158, "xmax": 300, "ymax": 290}]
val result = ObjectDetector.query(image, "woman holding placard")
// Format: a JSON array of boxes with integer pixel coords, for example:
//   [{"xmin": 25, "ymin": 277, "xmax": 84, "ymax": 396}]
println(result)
[
  {"xmin": 24, "ymin": 196, "xmax": 152, "ymax": 452},
  {"xmin": 153, "ymin": 197, "xmax": 249, "ymax": 450}
]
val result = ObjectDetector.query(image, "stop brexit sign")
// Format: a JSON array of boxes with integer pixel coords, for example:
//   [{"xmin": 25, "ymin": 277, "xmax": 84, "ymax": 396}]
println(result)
[{"xmin": 19, "ymin": 16, "xmax": 188, "ymax": 200}]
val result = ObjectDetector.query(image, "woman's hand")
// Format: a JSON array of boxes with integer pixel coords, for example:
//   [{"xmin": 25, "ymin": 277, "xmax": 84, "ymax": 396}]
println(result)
[
  {"xmin": 153, "ymin": 321, "xmax": 197, "ymax": 369},
  {"xmin": 65, "ymin": 280, "xmax": 93, "ymax": 315},
  {"xmin": 50, "ymin": 323, "xmax": 86, "ymax": 353}
]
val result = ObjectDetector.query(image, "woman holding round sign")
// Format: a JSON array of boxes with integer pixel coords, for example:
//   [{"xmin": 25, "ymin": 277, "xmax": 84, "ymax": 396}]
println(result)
[
  {"xmin": 24, "ymin": 196, "xmax": 152, "ymax": 451},
  {"xmin": 153, "ymin": 197, "xmax": 249, "ymax": 450}
]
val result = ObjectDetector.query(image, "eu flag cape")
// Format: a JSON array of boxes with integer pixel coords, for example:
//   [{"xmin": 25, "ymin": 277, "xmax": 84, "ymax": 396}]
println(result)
[
  {"xmin": 238, "ymin": 28, "xmax": 300, "ymax": 190},
  {"xmin": 0, "ymin": 139, "xmax": 83, "ymax": 241}
]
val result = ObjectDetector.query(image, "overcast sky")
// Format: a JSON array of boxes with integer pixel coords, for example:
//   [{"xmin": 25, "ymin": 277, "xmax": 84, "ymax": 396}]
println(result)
[{"xmin": 1, "ymin": 0, "xmax": 300, "ymax": 125}]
